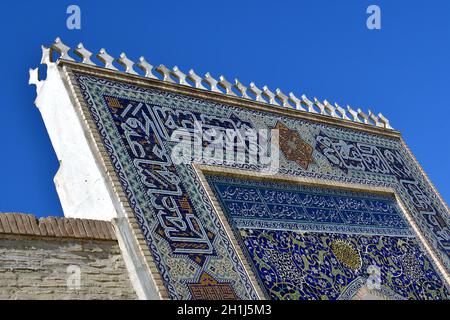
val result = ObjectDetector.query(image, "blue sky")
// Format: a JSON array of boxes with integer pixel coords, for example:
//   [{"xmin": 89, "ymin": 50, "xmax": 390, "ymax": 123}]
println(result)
[{"xmin": 1, "ymin": 0, "xmax": 449, "ymax": 217}]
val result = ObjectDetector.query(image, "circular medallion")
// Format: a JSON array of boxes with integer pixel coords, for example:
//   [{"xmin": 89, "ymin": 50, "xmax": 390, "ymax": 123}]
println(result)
[{"xmin": 331, "ymin": 240, "xmax": 362, "ymax": 270}]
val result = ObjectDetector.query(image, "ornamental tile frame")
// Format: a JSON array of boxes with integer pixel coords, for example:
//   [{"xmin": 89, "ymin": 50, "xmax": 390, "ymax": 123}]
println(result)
[
  {"xmin": 195, "ymin": 165, "xmax": 450, "ymax": 297},
  {"xmin": 28, "ymin": 38, "xmax": 450, "ymax": 300}
]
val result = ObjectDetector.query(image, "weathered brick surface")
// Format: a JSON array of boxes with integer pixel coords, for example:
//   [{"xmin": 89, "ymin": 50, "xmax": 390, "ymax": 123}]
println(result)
[
  {"xmin": 0, "ymin": 213, "xmax": 116, "ymax": 240},
  {"xmin": 0, "ymin": 214, "xmax": 136, "ymax": 300}
]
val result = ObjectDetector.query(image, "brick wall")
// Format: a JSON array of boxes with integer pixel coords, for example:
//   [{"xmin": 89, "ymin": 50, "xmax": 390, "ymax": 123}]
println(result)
[{"xmin": 0, "ymin": 213, "xmax": 136, "ymax": 299}]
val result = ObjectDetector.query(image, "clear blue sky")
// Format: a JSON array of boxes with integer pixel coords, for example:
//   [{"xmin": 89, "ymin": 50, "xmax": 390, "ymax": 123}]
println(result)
[{"xmin": 1, "ymin": 0, "xmax": 449, "ymax": 217}]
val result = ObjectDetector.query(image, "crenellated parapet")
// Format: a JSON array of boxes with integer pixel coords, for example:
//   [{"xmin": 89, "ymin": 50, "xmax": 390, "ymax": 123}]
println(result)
[{"xmin": 32, "ymin": 37, "xmax": 394, "ymax": 130}]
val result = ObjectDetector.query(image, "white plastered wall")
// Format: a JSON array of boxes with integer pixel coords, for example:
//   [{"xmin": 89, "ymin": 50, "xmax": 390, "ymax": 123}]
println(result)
[{"xmin": 30, "ymin": 62, "xmax": 116, "ymax": 221}]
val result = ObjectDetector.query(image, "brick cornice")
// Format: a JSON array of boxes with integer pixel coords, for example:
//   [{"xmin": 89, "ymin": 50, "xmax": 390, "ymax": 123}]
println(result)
[{"xmin": 0, "ymin": 213, "xmax": 116, "ymax": 241}]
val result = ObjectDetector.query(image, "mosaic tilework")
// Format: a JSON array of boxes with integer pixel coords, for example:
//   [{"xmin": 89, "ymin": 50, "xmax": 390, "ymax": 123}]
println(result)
[
  {"xmin": 207, "ymin": 175, "xmax": 412, "ymax": 237},
  {"xmin": 240, "ymin": 229, "xmax": 448, "ymax": 300},
  {"xmin": 77, "ymin": 87, "xmax": 258, "ymax": 300},
  {"xmin": 275, "ymin": 121, "xmax": 314, "ymax": 170},
  {"xmin": 315, "ymin": 131, "xmax": 450, "ymax": 258},
  {"xmin": 72, "ymin": 71, "xmax": 449, "ymax": 299},
  {"xmin": 207, "ymin": 175, "xmax": 449, "ymax": 300},
  {"xmin": 187, "ymin": 272, "xmax": 239, "ymax": 300}
]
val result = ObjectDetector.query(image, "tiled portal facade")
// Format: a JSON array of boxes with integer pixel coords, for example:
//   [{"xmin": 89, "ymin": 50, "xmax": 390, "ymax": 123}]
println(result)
[
  {"xmin": 208, "ymin": 175, "xmax": 448, "ymax": 299},
  {"xmin": 63, "ymin": 69, "xmax": 449, "ymax": 300}
]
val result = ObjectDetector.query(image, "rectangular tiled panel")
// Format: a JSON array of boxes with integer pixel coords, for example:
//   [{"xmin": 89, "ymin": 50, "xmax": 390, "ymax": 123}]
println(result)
[{"xmin": 206, "ymin": 174, "xmax": 449, "ymax": 300}]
